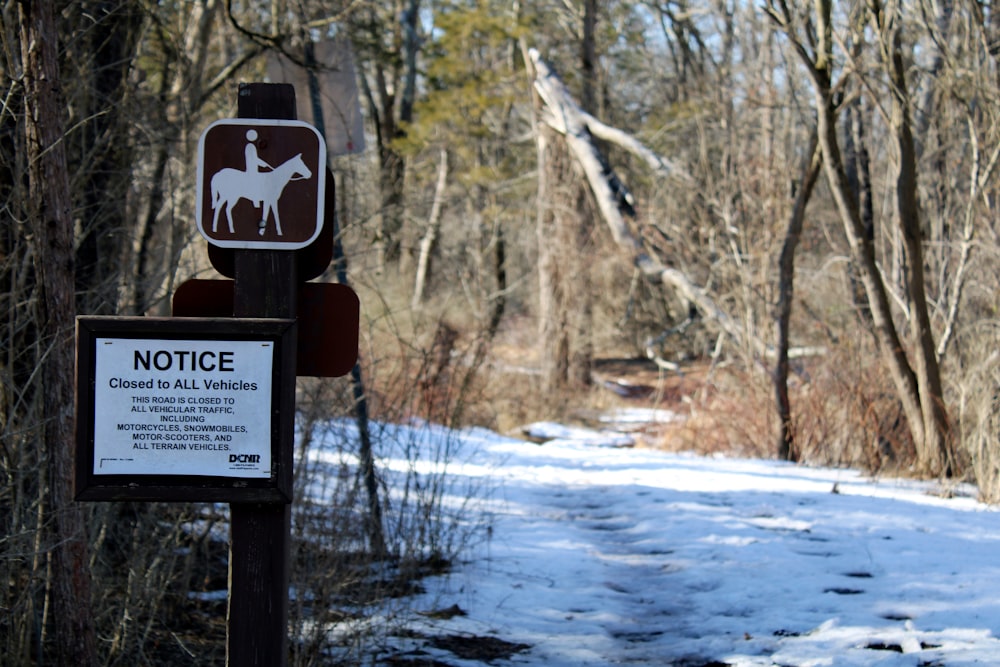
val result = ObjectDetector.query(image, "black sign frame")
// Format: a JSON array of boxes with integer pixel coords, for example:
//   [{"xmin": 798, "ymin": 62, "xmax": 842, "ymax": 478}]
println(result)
[{"xmin": 75, "ymin": 316, "xmax": 296, "ymax": 503}]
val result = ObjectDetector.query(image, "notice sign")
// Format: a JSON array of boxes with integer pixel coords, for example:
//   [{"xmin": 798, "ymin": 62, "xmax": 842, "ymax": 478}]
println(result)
[
  {"xmin": 76, "ymin": 317, "xmax": 296, "ymax": 502},
  {"xmin": 93, "ymin": 338, "xmax": 272, "ymax": 477}
]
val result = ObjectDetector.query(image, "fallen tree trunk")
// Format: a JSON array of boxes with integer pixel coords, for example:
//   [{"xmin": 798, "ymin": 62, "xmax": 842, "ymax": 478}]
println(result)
[{"xmin": 527, "ymin": 48, "xmax": 756, "ymax": 357}]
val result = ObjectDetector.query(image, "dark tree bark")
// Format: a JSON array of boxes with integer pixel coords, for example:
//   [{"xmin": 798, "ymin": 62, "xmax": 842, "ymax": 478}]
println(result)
[
  {"xmin": 71, "ymin": 0, "xmax": 144, "ymax": 315},
  {"xmin": 570, "ymin": 0, "xmax": 599, "ymax": 388},
  {"xmin": 580, "ymin": 0, "xmax": 597, "ymax": 114},
  {"xmin": 18, "ymin": 0, "xmax": 97, "ymax": 663},
  {"xmin": 774, "ymin": 130, "xmax": 821, "ymax": 462}
]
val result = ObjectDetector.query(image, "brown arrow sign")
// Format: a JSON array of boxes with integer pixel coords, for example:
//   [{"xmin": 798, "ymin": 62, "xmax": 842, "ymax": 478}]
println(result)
[{"xmin": 172, "ymin": 279, "xmax": 359, "ymax": 378}]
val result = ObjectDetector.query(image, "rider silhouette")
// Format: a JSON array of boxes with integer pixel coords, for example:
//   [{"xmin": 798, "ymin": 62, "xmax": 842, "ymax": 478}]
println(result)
[{"xmin": 244, "ymin": 129, "xmax": 273, "ymax": 211}]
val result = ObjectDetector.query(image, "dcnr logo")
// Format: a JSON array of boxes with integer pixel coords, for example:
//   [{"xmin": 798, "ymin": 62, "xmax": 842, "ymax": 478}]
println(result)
[{"xmin": 230, "ymin": 454, "xmax": 261, "ymax": 463}]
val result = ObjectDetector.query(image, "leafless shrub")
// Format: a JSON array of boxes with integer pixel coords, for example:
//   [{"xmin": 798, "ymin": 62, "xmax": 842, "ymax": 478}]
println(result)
[
  {"xmin": 957, "ymin": 349, "xmax": 1000, "ymax": 503},
  {"xmin": 88, "ymin": 503, "xmax": 229, "ymax": 666},
  {"xmin": 643, "ymin": 343, "xmax": 922, "ymax": 475},
  {"xmin": 284, "ymin": 341, "xmax": 492, "ymax": 665},
  {"xmin": 655, "ymin": 363, "xmax": 775, "ymax": 458},
  {"xmin": 789, "ymin": 347, "xmax": 914, "ymax": 474}
]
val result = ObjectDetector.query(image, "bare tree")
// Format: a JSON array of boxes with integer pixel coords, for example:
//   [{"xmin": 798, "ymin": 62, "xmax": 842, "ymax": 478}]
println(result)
[
  {"xmin": 17, "ymin": 0, "xmax": 97, "ymax": 662},
  {"xmin": 774, "ymin": 130, "xmax": 822, "ymax": 461},
  {"xmin": 525, "ymin": 47, "xmax": 752, "ymax": 358},
  {"xmin": 352, "ymin": 0, "xmax": 422, "ymax": 272},
  {"xmin": 127, "ymin": 0, "xmax": 261, "ymax": 315},
  {"xmin": 412, "ymin": 147, "xmax": 449, "ymax": 309},
  {"xmin": 765, "ymin": 0, "xmax": 954, "ymax": 476}
]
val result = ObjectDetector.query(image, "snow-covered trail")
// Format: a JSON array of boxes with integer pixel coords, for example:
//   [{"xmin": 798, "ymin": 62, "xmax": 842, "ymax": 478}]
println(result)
[
  {"xmin": 480, "ymin": 480, "xmax": 686, "ymax": 664},
  {"xmin": 316, "ymin": 420, "xmax": 1000, "ymax": 666}
]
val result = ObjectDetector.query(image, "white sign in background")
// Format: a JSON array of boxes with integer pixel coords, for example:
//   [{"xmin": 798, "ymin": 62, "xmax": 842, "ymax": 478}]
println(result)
[{"xmin": 92, "ymin": 338, "xmax": 274, "ymax": 478}]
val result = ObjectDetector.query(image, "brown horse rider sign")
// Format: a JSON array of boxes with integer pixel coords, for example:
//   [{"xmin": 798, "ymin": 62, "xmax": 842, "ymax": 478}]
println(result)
[{"xmin": 196, "ymin": 119, "xmax": 326, "ymax": 249}]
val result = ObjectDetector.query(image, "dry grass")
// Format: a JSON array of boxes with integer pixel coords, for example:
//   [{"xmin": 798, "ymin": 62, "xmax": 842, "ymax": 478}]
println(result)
[
  {"xmin": 355, "ymin": 286, "xmax": 986, "ymax": 489},
  {"xmin": 447, "ymin": 327, "xmax": 928, "ymax": 478}
]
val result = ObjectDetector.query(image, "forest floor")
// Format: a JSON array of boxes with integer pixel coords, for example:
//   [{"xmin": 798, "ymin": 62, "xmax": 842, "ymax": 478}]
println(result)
[{"xmin": 561, "ymin": 355, "xmax": 775, "ymax": 460}]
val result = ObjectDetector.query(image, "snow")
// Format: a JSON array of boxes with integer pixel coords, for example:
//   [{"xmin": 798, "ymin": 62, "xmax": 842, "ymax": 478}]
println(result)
[{"xmin": 309, "ymin": 416, "xmax": 1000, "ymax": 666}]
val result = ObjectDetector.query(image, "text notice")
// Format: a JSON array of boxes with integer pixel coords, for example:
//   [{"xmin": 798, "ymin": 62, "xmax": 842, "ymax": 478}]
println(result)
[{"xmin": 92, "ymin": 337, "xmax": 273, "ymax": 477}]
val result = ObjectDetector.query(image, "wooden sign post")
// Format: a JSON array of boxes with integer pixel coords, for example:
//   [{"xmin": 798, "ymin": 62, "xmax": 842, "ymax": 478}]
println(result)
[
  {"xmin": 226, "ymin": 82, "xmax": 300, "ymax": 667},
  {"xmin": 75, "ymin": 82, "xmax": 352, "ymax": 666}
]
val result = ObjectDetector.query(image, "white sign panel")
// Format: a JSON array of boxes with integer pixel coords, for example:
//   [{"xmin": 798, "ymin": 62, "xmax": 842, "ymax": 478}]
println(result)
[{"xmin": 92, "ymin": 337, "xmax": 274, "ymax": 478}]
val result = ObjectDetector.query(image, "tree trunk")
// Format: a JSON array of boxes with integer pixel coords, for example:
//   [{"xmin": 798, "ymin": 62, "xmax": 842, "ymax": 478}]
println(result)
[
  {"xmin": 535, "ymin": 119, "xmax": 595, "ymax": 392},
  {"xmin": 570, "ymin": 0, "xmax": 598, "ymax": 387},
  {"xmin": 412, "ymin": 148, "xmax": 449, "ymax": 309},
  {"xmin": 885, "ymin": 25, "xmax": 951, "ymax": 475},
  {"xmin": 774, "ymin": 130, "xmax": 821, "ymax": 462},
  {"xmin": 580, "ymin": 0, "xmax": 598, "ymax": 114},
  {"xmin": 71, "ymin": 0, "xmax": 143, "ymax": 315},
  {"xmin": 131, "ymin": 144, "xmax": 170, "ymax": 314},
  {"xmin": 815, "ymin": 87, "xmax": 931, "ymax": 469},
  {"xmin": 844, "ymin": 96, "xmax": 875, "ymax": 328},
  {"xmin": 356, "ymin": 0, "xmax": 421, "ymax": 273},
  {"xmin": 536, "ymin": 122, "xmax": 573, "ymax": 391},
  {"xmin": 807, "ymin": 6, "xmax": 941, "ymax": 475},
  {"xmin": 18, "ymin": 0, "xmax": 97, "ymax": 662}
]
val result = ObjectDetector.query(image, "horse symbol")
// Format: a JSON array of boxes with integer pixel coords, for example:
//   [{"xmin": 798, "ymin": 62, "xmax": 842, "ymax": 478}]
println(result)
[{"xmin": 210, "ymin": 153, "xmax": 312, "ymax": 237}]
